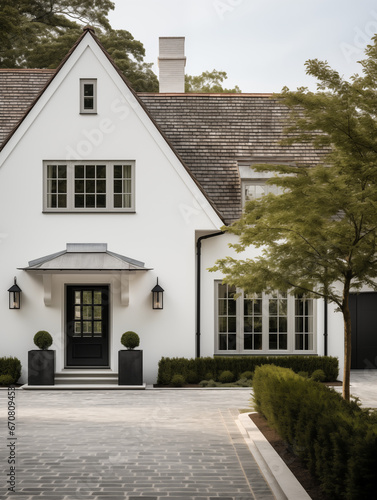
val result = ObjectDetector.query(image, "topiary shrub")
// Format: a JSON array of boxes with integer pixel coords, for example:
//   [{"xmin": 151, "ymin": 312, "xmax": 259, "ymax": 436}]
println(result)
[
  {"xmin": 239, "ymin": 371, "xmax": 253, "ymax": 380},
  {"xmin": 0, "ymin": 374, "xmax": 14, "ymax": 386},
  {"xmin": 121, "ymin": 331, "xmax": 140, "ymax": 350},
  {"xmin": 33, "ymin": 331, "xmax": 53, "ymax": 350},
  {"xmin": 171, "ymin": 374, "xmax": 186, "ymax": 387},
  {"xmin": 218, "ymin": 370, "xmax": 235, "ymax": 383},
  {"xmin": 311, "ymin": 369, "xmax": 326, "ymax": 382}
]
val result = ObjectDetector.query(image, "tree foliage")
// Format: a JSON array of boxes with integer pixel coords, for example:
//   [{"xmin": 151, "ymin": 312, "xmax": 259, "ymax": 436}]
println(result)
[
  {"xmin": 211, "ymin": 35, "xmax": 377, "ymax": 400},
  {"xmin": 0, "ymin": 0, "xmax": 158, "ymax": 92},
  {"xmin": 185, "ymin": 69, "xmax": 241, "ymax": 93}
]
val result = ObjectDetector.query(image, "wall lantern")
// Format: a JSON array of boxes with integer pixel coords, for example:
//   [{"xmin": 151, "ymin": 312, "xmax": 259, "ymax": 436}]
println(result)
[
  {"xmin": 151, "ymin": 278, "xmax": 164, "ymax": 310},
  {"xmin": 8, "ymin": 277, "xmax": 22, "ymax": 309}
]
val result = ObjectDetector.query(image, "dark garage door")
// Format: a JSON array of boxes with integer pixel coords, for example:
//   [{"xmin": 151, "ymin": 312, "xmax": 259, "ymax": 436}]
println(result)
[{"xmin": 350, "ymin": 292, "xmax": 377, "ymax": 369}]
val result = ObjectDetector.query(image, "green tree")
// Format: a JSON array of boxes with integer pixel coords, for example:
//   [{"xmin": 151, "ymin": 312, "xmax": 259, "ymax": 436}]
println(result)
[
  {"xmin": 185, "ymin": 69, "xmax": 241, "ymax": 93},
  {"xmin": 210, "ymin": 37, "xmax": 377, "ymax": 401},
  {"xmin": 0, "ymin": 0, "xmax": 158, "ymax": 92}
]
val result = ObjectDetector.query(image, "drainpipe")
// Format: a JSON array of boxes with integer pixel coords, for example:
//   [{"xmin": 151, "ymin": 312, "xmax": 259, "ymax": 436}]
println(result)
[
  {"xmin": 324, "ymin": 298, "xmax": 328, "ymax": 356},
  {"xmin": 196, "ymin": 231, "xmax": 224, "ymax": 358}
]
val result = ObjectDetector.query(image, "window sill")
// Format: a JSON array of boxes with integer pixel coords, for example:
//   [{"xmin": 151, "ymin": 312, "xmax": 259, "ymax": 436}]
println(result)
[{"xmin": 42, "ymin": 210, "xmax": 136, "ymax": 214}]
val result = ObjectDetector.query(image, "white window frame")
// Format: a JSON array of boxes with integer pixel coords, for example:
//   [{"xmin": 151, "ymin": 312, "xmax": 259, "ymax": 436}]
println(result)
[
  {"xmin": 80, "ymin": 79, "xmax": 97, "ymax": 114},
  {"xmin": 238, "ymin": 158, "xmax": 294, "ymax": 207},
  {"xmin": 43, "ymin": 161, "xmax": 135, "ymax": 213},
  {"xmin": 214, "ymin": 281, "xmax": 317, "ymax": 355}
]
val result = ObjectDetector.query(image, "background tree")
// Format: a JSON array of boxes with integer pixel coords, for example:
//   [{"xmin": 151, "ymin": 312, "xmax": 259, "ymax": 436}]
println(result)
[
  {"xmin": 211, "ymin": 36, "xmax": 377, "ymax": 401},
  {"xmin": 185, "ymin": 69, "xmax": 241, "ymax": 93},
  {"xmin": 0, "ymin": 0, "xmax": 158, "ymax": 92}
]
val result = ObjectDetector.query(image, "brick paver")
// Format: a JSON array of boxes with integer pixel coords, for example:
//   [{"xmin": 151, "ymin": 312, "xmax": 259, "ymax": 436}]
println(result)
[{"xmin": 0, "ymin": 389, "xmax": 275, "ymax": 500}]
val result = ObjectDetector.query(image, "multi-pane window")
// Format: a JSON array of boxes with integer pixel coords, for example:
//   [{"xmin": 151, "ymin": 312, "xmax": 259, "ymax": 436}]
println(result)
[
  {"xmin": 73, "ymin": 290, "xmax": 103, "ymax": 338},
  {"xmin": 215, "ymin": 283, "xmax": 315, "ymax": 354},
  {"xmin": 75, "ymin": 164, "xmax": 106, "ymax": 209},
  {"xmin": 295, "ymin": 295, "xmax": 314, "ymax": 350},
  {"xmin": 46, "ymin": 164, "xmax": 67, "ymax": 208},
  {"xmin": 243, "ymin": 293, "xmax": 262, "ymax": 350},
  {"xmin": 43, "ymin": 161, "xmax": 135, "ymax": 212},
  {"xmin": 243, "ymin": 181, "xmax": 281, "ymax": 204},
  {"xmin": 114, "ymin": 164, "xmax": 132, "ymax": 209},
  {"xmin": 218, "ymin": 284, "xmax": 237, "ymax": 350},
  {"xmin": 269, "ymin": 292, "xmax": 288, "ymax": 350},
  {"xmin": 80, "ymin": 79, "xmax": 97, "ymax": 113}
]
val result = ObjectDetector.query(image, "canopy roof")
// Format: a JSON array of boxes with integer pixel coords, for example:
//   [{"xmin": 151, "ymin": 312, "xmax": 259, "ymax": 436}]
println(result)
[{"xmin": 20, "ymin": 244, "xmax": 150, "ymax": 273}]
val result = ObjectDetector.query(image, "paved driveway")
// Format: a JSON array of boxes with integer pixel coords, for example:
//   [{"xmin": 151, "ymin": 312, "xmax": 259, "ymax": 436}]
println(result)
[{"xmin": 0, "ymin": 388, "xmax": 275, "ymax": 500}]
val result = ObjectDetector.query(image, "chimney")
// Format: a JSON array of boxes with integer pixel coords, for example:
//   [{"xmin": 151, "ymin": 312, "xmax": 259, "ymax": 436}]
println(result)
[{"xmin": 158, "ymin": 37, "xmax": 186, "ymax": 93}]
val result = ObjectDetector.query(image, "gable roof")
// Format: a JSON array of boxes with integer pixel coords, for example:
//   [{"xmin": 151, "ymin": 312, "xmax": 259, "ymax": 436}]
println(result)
[
  {"xmin": 0, "ymin": 31, "xmax": 324, "ymax": 225},
  {"xmin": 139, "ymin": 93, "xmax": 324, "ymax": 223}
]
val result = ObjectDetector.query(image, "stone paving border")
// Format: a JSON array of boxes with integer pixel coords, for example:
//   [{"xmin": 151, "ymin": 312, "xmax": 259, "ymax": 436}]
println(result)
[{"xmin": 0, "ymin": 389, "xmax": 276, "ymax": 500}]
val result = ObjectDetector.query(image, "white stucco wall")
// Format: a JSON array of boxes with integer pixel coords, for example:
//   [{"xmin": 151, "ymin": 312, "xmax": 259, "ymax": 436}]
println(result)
[
  {"xmin": 0, "ymin": 34, "xmax": 222, "ymax": 384},
  {"xmin": 200, "ymin": 232, "xmax": 345, "ymax": 379}
]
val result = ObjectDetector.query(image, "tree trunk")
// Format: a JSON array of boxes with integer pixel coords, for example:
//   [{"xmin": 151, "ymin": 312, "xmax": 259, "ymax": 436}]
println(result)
[{"xmin": 342, "ymin": 278, "xmax": 352, "ymax": 401}]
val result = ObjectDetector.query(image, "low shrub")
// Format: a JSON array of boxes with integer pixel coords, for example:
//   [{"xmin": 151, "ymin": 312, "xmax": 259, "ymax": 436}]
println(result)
[
  {"xmin": 0, "ymin": 357, "xmax": 21, "ymax": 384},
  {"xmin": 297, "ymin": 371, "xmax": 309, "ymax": 378},
  {"xmin": 171, "ymin": 374, "xmax": 186, "ymax": 387},
  {"xmin": 186, "ymin": 370, "xmax": 199, "ymax": 384},
  {"xmin": 157, "ymin": 355, "xmax": 338, "ymax": 385},
  {"xmin": 218, "ymin": 370, "xmax": 235, "ymax": 383},
  {"xmin": 311, "ymin": 369, "xmax": 326, "ymax": 382},
  {"xmin": 239, "ymin": 371, "xmax": 253, "ymax": 380},
  {"xmin": 253, "ymin": 364, "xmax": 377, "ymax": 499},
  {"xmin": 0, "ymin": 374, "xmax": 14, "ymax": 386}
]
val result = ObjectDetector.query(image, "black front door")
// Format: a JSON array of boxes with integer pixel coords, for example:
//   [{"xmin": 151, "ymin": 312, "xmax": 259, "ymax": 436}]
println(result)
[
  {"xmin": 66, "ymin": 286, "xmax": 109, "ymax": 367},
  {"xmin": 350, "ymin": 292, "xmax": 377, "ymax": 369}
]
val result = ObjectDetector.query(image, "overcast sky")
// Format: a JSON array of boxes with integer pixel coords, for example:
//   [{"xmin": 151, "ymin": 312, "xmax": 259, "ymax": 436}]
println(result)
[{"xmin": 108, "ymin": 0, "xmax": 377, "ymax": 93}]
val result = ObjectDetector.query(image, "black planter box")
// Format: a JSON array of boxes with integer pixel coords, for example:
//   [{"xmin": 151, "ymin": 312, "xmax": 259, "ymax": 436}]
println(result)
[
  {"xmin": 28, "ymin": 350, "xmax": 55, "ymax": 385},
  {"xmin": 118, "ymin": 350, "xmax": 143, "ymax": 385}
]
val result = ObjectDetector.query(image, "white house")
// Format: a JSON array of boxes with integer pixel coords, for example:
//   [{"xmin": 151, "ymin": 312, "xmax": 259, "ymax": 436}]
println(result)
[{"xmin": 0, "ymin": 29, "xmax": 373, "ymax": 386}]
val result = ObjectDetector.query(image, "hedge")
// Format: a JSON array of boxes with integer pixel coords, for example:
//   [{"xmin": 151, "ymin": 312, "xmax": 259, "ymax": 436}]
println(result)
[
  {"xmin": 253, "ymin": 364, "xmax": 377, "ymax": 499},
  {"xmin": 0, "ymin": 357, "xmax": 21, "ymax": 385},
  {"xmin": 157, "ymin": 355, "xmax": 338, "ymax": 385}
]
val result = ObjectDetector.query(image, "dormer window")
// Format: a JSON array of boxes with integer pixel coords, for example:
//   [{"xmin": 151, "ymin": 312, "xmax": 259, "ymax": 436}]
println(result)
[
  {"xmin": 238, "ymin": 158, "xmax": 294, "ymax": 207},
  {"xmin": 80, "ymin": 79, "xmax": 97, "ymax": 114}
]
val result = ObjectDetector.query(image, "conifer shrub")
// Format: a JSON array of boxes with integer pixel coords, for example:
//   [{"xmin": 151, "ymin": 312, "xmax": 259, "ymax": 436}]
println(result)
[
  {"xmin": 157, "ymin": 355, "xmax": 338, "ymax": 385},
  {"xmin": 239, "ymin": 371, "xmax": 253, "ymax": 380},
  {"xmin": 253, "ymin": 364, "xmax": 377, "ymax": 499},
  {"xmin": 218, "ymin": 370, "xmax": 235, "ymax": 383},
  {"xmin": 0, "ymin": 374, "xmax": 14, "ymax": 386},
  {"xmin": 0, "ymin": 357, "xmax": 21, "ymax": 383},
  {"xmin": 310, "ymin": 369, "xmax": 326, "ymax": 382},
  {"xmin": 170, "ymin": 374, "xmax": 186, "ymax": 387}
]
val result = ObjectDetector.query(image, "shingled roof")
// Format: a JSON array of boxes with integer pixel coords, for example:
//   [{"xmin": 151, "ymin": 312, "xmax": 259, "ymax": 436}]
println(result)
[
  {"xmin": 0, "ymin": 69, "xmax": 55, "ymax": 146},
  {"xmin": 0, "ymin": 58, "xmax": 323, "ymax": 225},
  {"xmin": 139, "ymin": 93, "xmax": 323, "ymax": 223}
]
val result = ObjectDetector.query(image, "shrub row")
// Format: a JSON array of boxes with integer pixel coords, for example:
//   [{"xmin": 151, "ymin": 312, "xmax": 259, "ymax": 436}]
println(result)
[
  {"xmin": 0, "ymin": 357, "xmax": 21, "ymax": 385},
  {"xmin": 253, "ymin": 364, "xmax": 377, "ymax": 499},
  {"xmin": 157, "ymin": 355, "xmax": 338, "ymax": 385}
]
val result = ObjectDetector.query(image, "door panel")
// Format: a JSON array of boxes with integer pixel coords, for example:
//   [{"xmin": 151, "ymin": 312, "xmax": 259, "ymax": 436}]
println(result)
[
  {"xmin": 66, "ymin": 286, "xmax": 109, "ymax": 367},
  {"xmin": 350, "ymin": 293, "xmax": 377, "ymax": 369}
]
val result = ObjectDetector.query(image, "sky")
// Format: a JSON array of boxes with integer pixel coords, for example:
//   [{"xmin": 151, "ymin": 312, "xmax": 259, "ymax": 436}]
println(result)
[{"xmin": 108, "ymin": 0, "xmax": 377, "ymax": 93}]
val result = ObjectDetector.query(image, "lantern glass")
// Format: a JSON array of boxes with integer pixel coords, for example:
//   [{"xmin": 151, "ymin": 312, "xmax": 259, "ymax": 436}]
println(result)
[
  {"xmin": 9, "ymin": 291, "xmax": 21, "ymax": 309},
  {"xmin": 153, "ymin": 291, "xmax": 163, "ymax": 309}
]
